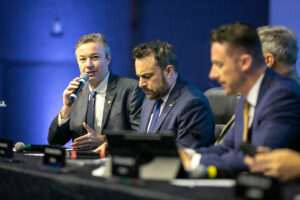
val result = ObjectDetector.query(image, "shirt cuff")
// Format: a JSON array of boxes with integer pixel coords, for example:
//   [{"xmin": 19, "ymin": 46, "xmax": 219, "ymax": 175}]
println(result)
[
  {"xmin": 190, "ymin": 153, "xmax": 202, "ymax": 170},
  {"xmin": 183, "ymin": 148, "xmax": 202, "ymax": 171},
  {"xmin": 57, "ymin": 112, "xmax": 70, "ymax": 126}
]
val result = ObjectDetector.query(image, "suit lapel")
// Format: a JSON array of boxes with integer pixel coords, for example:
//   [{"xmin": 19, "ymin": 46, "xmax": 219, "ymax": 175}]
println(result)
[
  {"xmin": 153, "ymin": 76, "xmax": 183, "ymax": 132},
  {"xmin": 139, "ymin": 99, "xmax": 155, "ymax": 132},
  {"xmin": 101, "ymin": 73, "xmax": 117, "ymax": 132},
  {"xmin": 72, "ymin": 83, "xmax": 89, "ymax": 135},
  {"xmin": 80, "ymin": 84, "xmax": 89, "ymax": 122},
  {"xmin": 250, "ymin": 68, "xmax": 274, "ymax": 140},
  {"xmin": 233, "ymin": 69, "xmax": 273, "ymax": 144}
]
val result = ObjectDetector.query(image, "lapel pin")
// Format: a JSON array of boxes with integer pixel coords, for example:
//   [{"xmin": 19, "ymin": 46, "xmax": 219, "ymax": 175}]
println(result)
[
  {"xmin": 107, "ymin": 100, "xmax": 111, "ymax": 104},
  {"xmin": 169, "ymin": 104, "xmax": 172, "ymax": 107}
]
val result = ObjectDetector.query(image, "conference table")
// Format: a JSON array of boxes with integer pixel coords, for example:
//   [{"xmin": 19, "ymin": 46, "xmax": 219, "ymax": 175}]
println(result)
[{"xmin": 0, "ymin": 152, "xmax": 299, "ymax": 200}]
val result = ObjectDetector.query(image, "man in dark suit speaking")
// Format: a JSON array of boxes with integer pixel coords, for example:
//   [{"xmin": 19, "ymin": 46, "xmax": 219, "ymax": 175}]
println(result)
[
  {"xmin": 180, "ymin": 22, "xmax": 300, "ymax": 173},
  {"xmin": 48, "ymin": 33, "xmax": 144, "ymax": 152},
  {"xmin": 132, "ymin": 40, "xmax": 215, "ymax": 151}
]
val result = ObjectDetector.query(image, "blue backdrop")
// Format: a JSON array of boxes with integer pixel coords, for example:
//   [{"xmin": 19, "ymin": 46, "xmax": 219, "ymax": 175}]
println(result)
[{"xmin": 1, "ymin": 0, "xmax": 287, "ymax": 146}]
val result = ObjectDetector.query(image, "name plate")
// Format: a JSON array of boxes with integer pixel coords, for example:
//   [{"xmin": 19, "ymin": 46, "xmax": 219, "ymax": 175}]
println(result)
[
  {"xmin": 43, "ymin": 146, "xmax": 65, "ymax": 167},
  {"xmin": 112, "ymin": 155, "xmax": 139, "ymax": 178},
  {"xmin": 0, "ymin": 139, "xmax": 13, "ymax": 159},
  {"xmin": 236, "ymin": 173, "xmax": 279, "ymax": 200}
]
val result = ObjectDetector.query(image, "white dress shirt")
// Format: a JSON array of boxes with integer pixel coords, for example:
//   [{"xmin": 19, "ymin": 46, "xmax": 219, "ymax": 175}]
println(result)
[{"xmin": 245, "ymin": 73, "xmax": 265, "ymax": 128}]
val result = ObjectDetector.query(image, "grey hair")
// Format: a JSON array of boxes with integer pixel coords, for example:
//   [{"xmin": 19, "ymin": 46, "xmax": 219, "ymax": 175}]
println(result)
[{"xmin": 257, "ymin": 26, "xmax": 298, "ymax": 66}]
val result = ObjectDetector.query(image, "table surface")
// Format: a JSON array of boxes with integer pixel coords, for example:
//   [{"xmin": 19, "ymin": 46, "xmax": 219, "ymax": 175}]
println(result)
[{"xmin": 0, "ymin": 152, "xmax": 237, "ymax": 200}]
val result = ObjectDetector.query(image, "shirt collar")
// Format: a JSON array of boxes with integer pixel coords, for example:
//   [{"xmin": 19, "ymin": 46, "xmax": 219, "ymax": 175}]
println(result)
[
  {"xmin": 88, "ymin": 72, "xmax": 110, "ymax": 95},
  {"xmin": 246, "ymin": 72, "xmax": 265, "ymax": 107}
]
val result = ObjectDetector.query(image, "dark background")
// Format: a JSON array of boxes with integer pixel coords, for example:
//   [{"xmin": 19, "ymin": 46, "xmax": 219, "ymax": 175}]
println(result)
[{"xmin": 0, "ymin": 0, "xmax": 299, "ymax": 146}]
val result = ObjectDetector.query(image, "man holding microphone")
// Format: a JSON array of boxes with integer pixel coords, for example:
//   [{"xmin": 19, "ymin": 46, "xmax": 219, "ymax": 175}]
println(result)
[{"xmin": 48, "ymin": 33, "xmax": 144, "ymax": 152}]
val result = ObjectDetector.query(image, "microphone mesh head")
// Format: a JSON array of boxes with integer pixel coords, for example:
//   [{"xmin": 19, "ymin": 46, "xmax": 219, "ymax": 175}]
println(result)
[
  {"xmin": 15, "ymin": 142, "xmax": 26, "ymax": 153},
  {"xmin": 80, "ymin": 72, "xmax": 89, "ymax": 81}
]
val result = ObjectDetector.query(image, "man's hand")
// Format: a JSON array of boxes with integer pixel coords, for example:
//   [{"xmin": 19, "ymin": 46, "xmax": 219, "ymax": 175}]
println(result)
[
  {"xmin": 177, "ymin": 148, "xmax": 192, "ymax": 171},
  {"xmin": 244, "ymin": 148, "xmax": 300, "ymax": 182},
  {"xmin": 93, "ymin": 142, "xmax": 108, "ymax": 153},
  {"xmin": 60, "ymin": 77, "xmax": 85, "ymax": 119},
  {"xmin": 71, "ymin": 122, "xmax": 107, "ymax": 151}
]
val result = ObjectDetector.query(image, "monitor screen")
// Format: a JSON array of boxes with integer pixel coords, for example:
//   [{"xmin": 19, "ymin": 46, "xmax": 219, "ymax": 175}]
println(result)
[
  {"xmin": 104, "ymin": 131, "xmax": 182, "ymax": 179},
  {"xmin": 105, "ymin": 131, "xmax": 178, "ymax": 157}
]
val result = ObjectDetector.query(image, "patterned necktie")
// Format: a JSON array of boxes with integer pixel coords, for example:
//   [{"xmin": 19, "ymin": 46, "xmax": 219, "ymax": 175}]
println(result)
[
  {"xmin": 243, "ymin": 100, "xmax": 250, "ymax": 142},
  {"xmin": 148, "ymin": 99, "xmax": 163, "ymax": 133},
  {"xmin": 86, "ymin": 90, "xmax": 96, "ymax": 129}
]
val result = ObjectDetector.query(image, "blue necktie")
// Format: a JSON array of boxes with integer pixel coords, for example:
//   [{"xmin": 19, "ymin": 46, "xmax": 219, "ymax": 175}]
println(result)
[
  {"xmin": 86, "ymin": 90, "xmax": 96, "ymax": 129},
  {"xmin": 148, "ymin": 99, "xmax": 163, "ymax": 133}
]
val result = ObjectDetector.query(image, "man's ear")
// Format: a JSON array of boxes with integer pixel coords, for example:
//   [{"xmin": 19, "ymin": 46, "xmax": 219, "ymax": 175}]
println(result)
[
  {"xmin": 239, "ymin": 54, "xmax": 252, "ymax": 72},
  {"xmin": 164, "ymin": 65, "xmax": 174, "ymax": 78},
  {"xmin": 106, "ymin": 53, "xmax": 111, "ymax": 65},
  {"xmin": 264, "ymin": 53, "xmax": 275, "ymax": 68}
]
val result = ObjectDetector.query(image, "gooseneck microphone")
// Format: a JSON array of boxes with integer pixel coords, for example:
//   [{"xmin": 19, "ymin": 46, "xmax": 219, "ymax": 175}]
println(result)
[
  {"xmin": 189, "ymin": 164, "xmax": 234, "ymax": 179},
  {"xmin": 15, "ymin": 142, "xmax": 50, "ymax": 153},
  {"xmin": 67, "ymin": 73, "xmax": 89, "ymax": 107}
]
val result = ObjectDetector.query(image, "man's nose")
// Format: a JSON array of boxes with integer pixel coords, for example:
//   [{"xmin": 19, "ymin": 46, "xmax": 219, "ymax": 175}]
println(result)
[
  {"xmin": 139, "ymin": 78, "xmax": 147, "ymax": 88},
  {"xmin": 209, "ymin": 65, "xmax": 219, "ymax": 80},
  {"xmin": 86, "ymin": 58, "xmax": 93, "ymax": 68}
]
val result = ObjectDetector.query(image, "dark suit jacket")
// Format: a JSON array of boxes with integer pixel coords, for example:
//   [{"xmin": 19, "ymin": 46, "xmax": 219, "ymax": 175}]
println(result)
[
  {"xmin": 285, "ymin": 69, "xmax": 300, "ymax": 85},
  {"xmin": 139, "ymin": 75, "xmax": 215, "ymax": 151},
  {"xmin": 48, "ymin": 72, "xmax": 145, "ymax": 145},
  {"xmin": 199, "ymin": 68, "xmax": 300, "ymax": 171}
]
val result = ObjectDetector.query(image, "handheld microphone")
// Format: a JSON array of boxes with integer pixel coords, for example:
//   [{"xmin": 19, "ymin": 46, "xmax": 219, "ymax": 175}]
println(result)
[
  {"xmin": 238, "ymin": 142, "xmax": 257, "ymax": 157},
  {"xmin": 67, "ymin": 73, "xmax": 89, "ymax": 107},
  {"xmin": 15, "ymin": 142, "xmax": 50, "ymax": 153}
]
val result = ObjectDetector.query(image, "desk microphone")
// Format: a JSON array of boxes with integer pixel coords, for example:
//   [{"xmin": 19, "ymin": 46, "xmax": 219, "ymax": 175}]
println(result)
[
  {"xmin": 189, "ymin": 164, "xmax": 233, "ymax": 179},
  {"xmin": 67, "ymin": 73, "xmax": 89, "ymax": 106},
  {"xmin": 15, "ymin": 142, "xmax": 50, "ymax": 153}
]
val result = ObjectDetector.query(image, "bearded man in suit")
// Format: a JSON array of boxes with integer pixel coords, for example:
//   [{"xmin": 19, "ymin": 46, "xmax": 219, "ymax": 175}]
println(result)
[{"xmin": 132, "ymin": 40, "xmax": 215, "ymax": 151}]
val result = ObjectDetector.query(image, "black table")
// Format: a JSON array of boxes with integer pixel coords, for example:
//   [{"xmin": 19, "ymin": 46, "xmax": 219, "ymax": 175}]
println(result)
[{"xmin": 0, "ymin": 152, "xmax": 236, "ymax": 200}]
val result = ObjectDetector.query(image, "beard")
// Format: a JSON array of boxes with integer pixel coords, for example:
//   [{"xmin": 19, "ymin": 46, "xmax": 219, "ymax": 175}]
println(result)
[{"xmin": 143, "ymin": 75, "xmax": 170, "ymax": 100}]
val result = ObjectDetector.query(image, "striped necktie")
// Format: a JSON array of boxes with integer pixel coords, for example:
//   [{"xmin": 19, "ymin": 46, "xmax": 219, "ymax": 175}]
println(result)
[{"xmin": 86, "ymin": 90, "xmax": 96, "ymax": 129}]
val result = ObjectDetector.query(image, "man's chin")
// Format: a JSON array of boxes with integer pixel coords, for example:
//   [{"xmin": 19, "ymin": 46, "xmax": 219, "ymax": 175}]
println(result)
[
  {"xmin": 223, "ymin": 89, "xmax": 230, "ymax": 95},
  {"xmin": 224, "ymin": 89, "xmax": 233, "ymax": 95},
  {"xmin": 88, "ymin": 78, "xmax": 101, "ymax": 86},
  {"xmin": 223, "ymin": 87, "xmax": 238, "ymax": 96},
  {"xmin": 88, "ymin": 76, "xmax": 95, "ymax": 81},
  {"xmin": 146, "ymin": 94, "xmax": 155, "ymax": 100}
]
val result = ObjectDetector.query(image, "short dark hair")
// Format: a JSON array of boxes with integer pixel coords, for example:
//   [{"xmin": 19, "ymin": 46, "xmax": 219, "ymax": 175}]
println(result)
[
  {"xmin": 132, "ymin": 40, "xmax": 178, "ymax": 71},
  {"xmin": 210, "ymin": 22, "xmax": 264, "ymax": 65},
  {"xmin": 75, "ymin": 33, "xmax": 110, "ymax": 58},
  {"xmin": 258, "ymin": 26, "xmax": 298, "ymax": 66}
]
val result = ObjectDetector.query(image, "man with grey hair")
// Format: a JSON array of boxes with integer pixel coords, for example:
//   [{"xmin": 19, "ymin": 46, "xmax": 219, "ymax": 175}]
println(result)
[
  {"xmin": 48, "ymin": 33, "xmax": 144, "ymax": 152},
  {"xmin": 244, "ymin": 26, "xmax": 300, "ymax": 182},
  {"xmin": 258, "ymin": 25, "xmax": 300, "ymax": 84}
]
